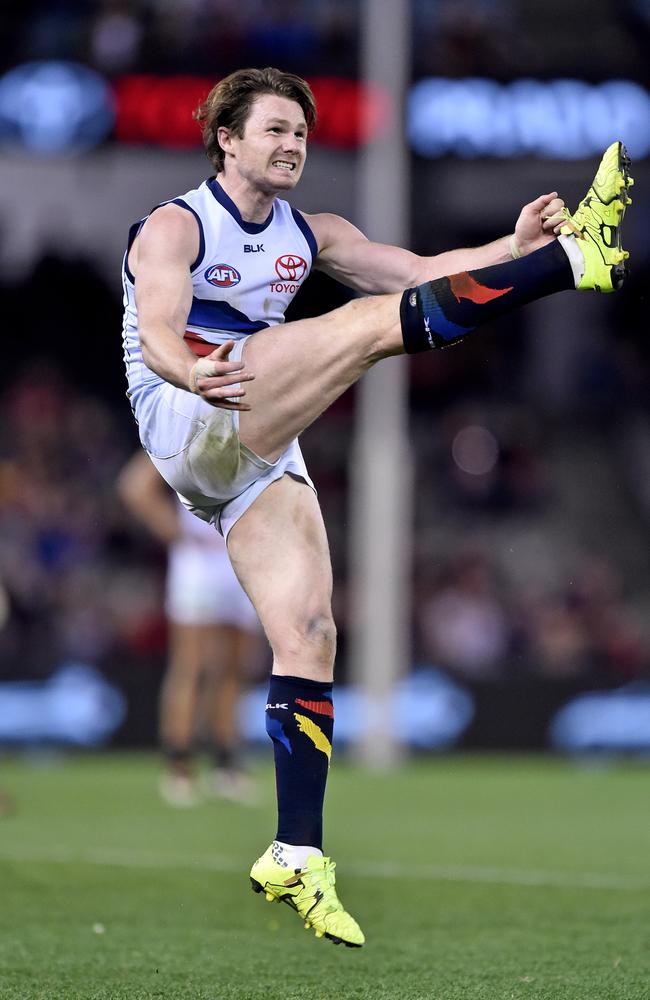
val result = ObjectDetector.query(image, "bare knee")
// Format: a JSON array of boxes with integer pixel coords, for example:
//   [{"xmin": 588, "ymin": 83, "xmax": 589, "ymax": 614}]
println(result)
[
  {"xmin": 335, "ymin": 295, "xmax": 403, "ymax": 362},
  {"xmin": 269, "ymin": 609, "xmax": 337, "ymax": 680},
  {"xmin": 304, "ymin": 612, "xmax": 337, "ymax": 661}
]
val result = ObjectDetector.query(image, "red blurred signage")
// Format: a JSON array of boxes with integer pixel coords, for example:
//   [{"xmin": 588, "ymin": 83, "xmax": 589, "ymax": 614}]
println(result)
[{"xmin": 113, "ymin": 75, "xmax": 392, "ymax": 150}]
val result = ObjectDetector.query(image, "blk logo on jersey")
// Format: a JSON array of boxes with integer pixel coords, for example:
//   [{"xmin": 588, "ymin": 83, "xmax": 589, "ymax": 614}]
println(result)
[
  {"xmin": 205, "ymin": 263, "xmax": 241, "ymax": 287},
  {"xmin": 275, "ymin": 254, "xmax": 307, "ymax": 282}
]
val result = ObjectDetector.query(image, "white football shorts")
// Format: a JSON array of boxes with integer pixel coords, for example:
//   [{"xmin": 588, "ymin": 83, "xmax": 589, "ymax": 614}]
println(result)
[{"xmin": 139, "ymin": 337, "xmax": 315, "ymax": 538}]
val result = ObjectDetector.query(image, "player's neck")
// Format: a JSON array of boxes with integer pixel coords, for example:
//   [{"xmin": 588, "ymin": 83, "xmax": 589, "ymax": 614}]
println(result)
[{"xmin": 215, "ymin": 173, "xmax": 277, "ymax": 224}]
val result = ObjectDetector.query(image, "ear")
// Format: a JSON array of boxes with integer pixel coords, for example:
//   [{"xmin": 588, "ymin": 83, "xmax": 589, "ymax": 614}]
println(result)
[{"xmin": 217, "ymin": 126, "xmax": 234, "ymax": 157}]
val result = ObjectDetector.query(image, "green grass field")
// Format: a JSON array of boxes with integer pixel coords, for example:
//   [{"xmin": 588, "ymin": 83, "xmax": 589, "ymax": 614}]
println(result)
[{"xmin": 1, "ymin": 752, "xmax": 648, "ymax": 1000}]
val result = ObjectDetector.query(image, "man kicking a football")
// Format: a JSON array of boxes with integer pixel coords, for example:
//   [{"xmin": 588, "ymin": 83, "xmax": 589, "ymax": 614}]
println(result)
[{"xmin": 122, "ymin": 66, "xmax": 632, "ymax": 947}]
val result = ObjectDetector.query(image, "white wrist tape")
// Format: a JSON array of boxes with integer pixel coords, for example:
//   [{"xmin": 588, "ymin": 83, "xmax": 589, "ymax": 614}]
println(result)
[{"xmin": 509, "ymin": 235, "xmax": 522, "ymax": 260}]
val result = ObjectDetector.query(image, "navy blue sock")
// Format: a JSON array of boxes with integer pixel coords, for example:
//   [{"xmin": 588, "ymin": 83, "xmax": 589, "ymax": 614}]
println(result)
[
  {"xmin": 265, "ymin": 674, "xmax": 334, "ymax": 849},
  {"xmin": 400, "ymin": 239, "xmax": 575, "ymax": 353}
]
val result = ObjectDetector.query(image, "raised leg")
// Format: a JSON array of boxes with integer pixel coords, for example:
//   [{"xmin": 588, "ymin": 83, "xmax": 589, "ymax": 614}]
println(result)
[
  {"xmin": 238, "ymin": 294, "xmax": 403, "ymax": 462},
  {"xmin": 230, "ymin": 145, "xmax": 632, "ymax": 465}
]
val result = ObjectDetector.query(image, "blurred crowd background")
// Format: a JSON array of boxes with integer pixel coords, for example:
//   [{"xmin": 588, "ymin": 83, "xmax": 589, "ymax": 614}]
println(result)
[
  {"xmin": 1, "ymin": 0, "xmax": 649, "ymax": 752},
  {"xmin": 2, "ymin": 0, "xmax": 650, "ymax": 81}
]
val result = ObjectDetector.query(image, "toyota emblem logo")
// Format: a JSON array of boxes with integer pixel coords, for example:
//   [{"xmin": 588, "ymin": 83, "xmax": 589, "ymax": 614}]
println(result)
[{"xmin": 275, "ymin": 254, "xmax": 307, "ymax": 282}]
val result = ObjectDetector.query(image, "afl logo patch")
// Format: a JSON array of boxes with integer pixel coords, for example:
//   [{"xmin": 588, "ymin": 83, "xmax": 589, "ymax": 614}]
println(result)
[
  {"xmin": 205, "ymin": 263, "xmax": 241, "ymax": 287},
  {"xmin": 275, "ymin": 254, "xmax": 307, "ymax": 282}
]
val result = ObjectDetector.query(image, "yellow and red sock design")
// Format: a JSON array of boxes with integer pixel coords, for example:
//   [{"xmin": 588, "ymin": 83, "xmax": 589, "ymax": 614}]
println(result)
[
  {"xmin": 400, "ymin": 240, "xmax": 575, "ymax": 354},
  {"xmin": 265, "ymin": 675, "xmax": 334, "ymax": 849},
  {"xmin": 295, "ymin": 697, "xmax": 335, "ymax": 719}
]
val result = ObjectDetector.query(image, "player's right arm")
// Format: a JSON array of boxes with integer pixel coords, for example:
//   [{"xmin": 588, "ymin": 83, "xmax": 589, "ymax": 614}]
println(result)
[{"xmin": 133, "ymin": 204, "xmax": 254, "ymax": 407}]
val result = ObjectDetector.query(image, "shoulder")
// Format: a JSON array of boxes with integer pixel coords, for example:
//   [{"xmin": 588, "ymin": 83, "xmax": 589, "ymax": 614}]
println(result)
[
  {"xmin": 144, "ymin": 201, "xmax": 200, "ymax": 236},
  {"xmin": 138, "ymin": 202, "xmax": 200, "ymax": 262},
  {"xmin": 300, "ymin": 211, "xmax": 368, "ymax": 260}
]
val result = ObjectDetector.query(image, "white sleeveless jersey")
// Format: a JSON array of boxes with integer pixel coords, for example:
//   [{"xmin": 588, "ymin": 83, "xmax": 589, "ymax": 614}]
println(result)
[{"xmin": 121, "ymin": 177, "xmax": 317, "ymax": 419}]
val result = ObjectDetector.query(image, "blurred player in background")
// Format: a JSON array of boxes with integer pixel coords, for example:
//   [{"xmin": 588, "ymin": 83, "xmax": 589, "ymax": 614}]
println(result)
[
  {"xmin": 121, "ymin": 66, "xmax": 632, "ymax": 946},
  {"xmin": 118, "ymin": 451, "xmax": 261, "ymax": 807}
]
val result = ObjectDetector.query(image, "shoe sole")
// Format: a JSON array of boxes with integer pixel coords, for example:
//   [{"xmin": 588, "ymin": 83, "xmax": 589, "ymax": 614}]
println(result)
[
  {"xmin": 592, "ymin": 142, "xmax": 633, "ymax": 206},
  {"xmin": 595, "ymin": 141, "xmax": 632, "ymax": 291},
  {"xmin": 566, "ymin": 142, "xmax": 633, "ymax": 292},
  {"xmin": 250, "ymin": 876, "xmax": 363, "ymax": 948}
]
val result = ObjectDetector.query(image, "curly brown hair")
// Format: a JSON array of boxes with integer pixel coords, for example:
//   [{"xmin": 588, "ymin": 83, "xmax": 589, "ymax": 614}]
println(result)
[{"xmin": 194, "ymin": 67, "xmax": 317, "ymax": 173}]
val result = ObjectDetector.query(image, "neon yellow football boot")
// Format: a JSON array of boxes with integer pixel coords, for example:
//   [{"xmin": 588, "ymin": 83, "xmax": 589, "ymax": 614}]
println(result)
[
  {"xmin": 559, "ymin": 140, "xmax": 633, "ymax": 292},
  {"xmin": 250, "ymin": 845, "xmax": 365, "ymax": 948}
]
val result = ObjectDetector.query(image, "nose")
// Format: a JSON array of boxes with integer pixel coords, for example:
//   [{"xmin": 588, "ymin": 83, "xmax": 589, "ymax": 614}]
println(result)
[{"xmin": 282, "ymin": 135, "xmax": 301, "ymax": 155}]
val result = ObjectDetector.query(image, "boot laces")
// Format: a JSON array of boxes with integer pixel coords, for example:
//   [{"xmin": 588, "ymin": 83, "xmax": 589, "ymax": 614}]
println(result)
[{"xmin": 302, "ymin": 858, "xmax": 342, "ymax": 913}]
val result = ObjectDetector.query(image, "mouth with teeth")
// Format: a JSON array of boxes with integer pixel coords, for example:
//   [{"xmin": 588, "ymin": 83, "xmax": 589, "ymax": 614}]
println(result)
[{"xmin": 272, "ymin": 160, "xmax": 296, "ymax": 171}]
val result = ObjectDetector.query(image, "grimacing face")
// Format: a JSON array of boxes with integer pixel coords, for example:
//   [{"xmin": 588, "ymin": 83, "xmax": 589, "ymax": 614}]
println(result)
[{"xmin": 220, "ymin": 93, "xmax": 308, "ymax": 194}]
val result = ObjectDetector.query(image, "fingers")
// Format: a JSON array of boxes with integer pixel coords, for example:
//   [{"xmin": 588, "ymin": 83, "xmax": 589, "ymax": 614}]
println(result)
[
  {"xmin": 545, "ymin": 218, "xmax": 567, "ymax": 235},
  {"xmin": 551, "ymin": 213, "xmax": 582, "ymax": 237},
  {"xmin": 199, "ymin": 383, "xmax": 252, "ymax": 410},
  {"xmin": 208, "ymin": 339, "xmax": 235, "ymax": 359},
  {"xmin": 204, "ymin": 387, "xmax": 252, "ymax": 410},
  {"xmin": 196, "ymin": 370, "xmax": 254, "ymax": 388},
  {"xmin": 203, "ymin": 340, "xmax": 247, "ymax": 375},
  {"xmin": 521, "ymin": 192, "xmax": 565, "ymax": 223},
  {"xmin": 189, "ymin": 352, "xmax": 254, "ymax": 394},
  {"xmin": 209, "ymin": 400, "xmax": 252, "ymax": 411},
  {"xmin": 204, "ymin": 358, "xmax": 246, "ymax": 375},
  {"xmin": 521, "ymin": 192, "xmax": 568, "ymax": 239},
  {"xmin": 542, "ymin": 201, "xmax": 568, "ymax": 234},
  {"xmin": 194, "ymin": 370, "xmax": 255, "ymax": 410},
  {"xmin": 191, "ymin": 357, "xmax": 251, "ymax": 381},
  {"xmin": 526, "ymin": 191, "xmax": 558, "ymax": 212},
  {"xmin": 541, "ymin": 197, "xmax": 564, "ymax": 219},
  {"xmin": 202, "ymin": 340, "xmax": 246, "ymax": 376},
  {"xmin": 543, "ymin": 213, "xmax": 566, "ymax": 228},
  {"xmin": 542, "ymin": 204, "xmax": 579, "ymax": 236}
]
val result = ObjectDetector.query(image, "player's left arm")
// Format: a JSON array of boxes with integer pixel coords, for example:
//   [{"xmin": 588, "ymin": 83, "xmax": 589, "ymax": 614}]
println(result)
[{"xmin": 306, "ymin": 192, "xmax": 566, "ymax": 294}]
